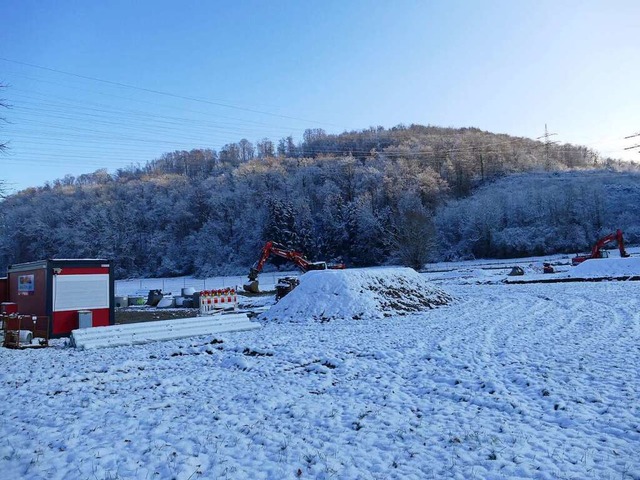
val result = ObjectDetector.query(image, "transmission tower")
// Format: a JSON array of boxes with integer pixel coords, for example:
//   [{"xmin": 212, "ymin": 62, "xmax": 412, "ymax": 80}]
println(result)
[{"xmin": 537, "ymin": 124, "xmax": 558, "ymax": 169}]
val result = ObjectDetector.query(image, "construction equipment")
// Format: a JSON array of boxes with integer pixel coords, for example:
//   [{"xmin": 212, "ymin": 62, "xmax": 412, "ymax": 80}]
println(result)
[
  {"xmin": 2, "ymin": 313, "xmax": 50, "ymax": 349},
  {"xmin": 571, "ymin": 229, "xmax": 630, "ymax": 266},
  {"xmin": 244, "ymin": 241, "xmax": 345, "ymax": 293},
  {"xmin": 275, "ymin": 276, "xmax": 300, "ymax": 301}
]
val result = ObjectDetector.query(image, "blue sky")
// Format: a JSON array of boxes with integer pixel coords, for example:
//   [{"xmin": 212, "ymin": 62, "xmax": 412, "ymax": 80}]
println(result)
[{"xmin": 1, "ymin": 0, "xmax": 639, "ymax": 192}]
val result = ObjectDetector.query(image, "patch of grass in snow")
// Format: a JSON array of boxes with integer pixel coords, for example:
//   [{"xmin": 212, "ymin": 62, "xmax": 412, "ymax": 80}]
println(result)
[{"xmin": 242, "ymin": 348, "xmax": 273, "ymax": 357}]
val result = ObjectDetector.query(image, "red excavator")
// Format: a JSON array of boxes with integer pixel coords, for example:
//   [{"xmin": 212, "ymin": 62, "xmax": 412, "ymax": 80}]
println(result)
[
  {"xmin": 243, "ymin": 241, "xmax": 345, "ymax": 293},
  {"xmin": 571, "ymin": 229, "xmax": 630, "ymax": 266}
]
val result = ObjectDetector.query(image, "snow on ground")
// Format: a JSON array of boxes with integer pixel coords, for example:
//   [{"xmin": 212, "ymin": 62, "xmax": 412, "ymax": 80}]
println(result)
[
  {"xmin": 567, "ymin": 257, "xmax": 640, "ymax": 278},
  {"xmin": 425, "ymin": 247, "xmax": 640, "ymax": 285},
  {"xmin": 1, "ymin": 266, "xmax": 640, "ymax": 479},
  {"xmin": 263, "ymin": 268, "xmax": 453, "ymax": 322},
  {"xmin": 501, "ymin": 257, "xmax": 640, "ymax": 284}
]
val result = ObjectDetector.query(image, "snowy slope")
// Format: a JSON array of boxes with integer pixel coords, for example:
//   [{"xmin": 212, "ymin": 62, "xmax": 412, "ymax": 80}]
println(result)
[
  {"xmin": 568, "ymin": 257, "xmax": 640, "ymax": 278},
  {"xmin": 1, "ymin": 269, "xmax": 639, "ymax": 479}
]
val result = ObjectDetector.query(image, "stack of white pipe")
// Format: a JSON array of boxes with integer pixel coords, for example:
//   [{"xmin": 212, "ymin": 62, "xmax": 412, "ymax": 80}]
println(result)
[{"xmin": 70, "ymin": 314, "xmax": 260, "ymax": 349}]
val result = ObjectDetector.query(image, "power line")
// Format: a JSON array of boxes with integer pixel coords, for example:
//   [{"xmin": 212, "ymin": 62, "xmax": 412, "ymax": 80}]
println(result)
[
  {"xmin": 5, "ymin": 93, "xmax": 308, "ymax": 143},
  {"xmin": 623, "ymin": 132, "xmax": 640, "ymax": 153},
  {"xmin": 4, "ymin": 59, "xmax": 631, "ymax": 182},
  {"xmin": 3, "ymin": 68, "xmax": 615, "ymax": 158},
  {"xmin": 0, "ymin": 57, "xmax": 345, "ymax": 129},
  {"xmin": 7, "ymin": 87, "xmax": 308, "ymax": 134}
]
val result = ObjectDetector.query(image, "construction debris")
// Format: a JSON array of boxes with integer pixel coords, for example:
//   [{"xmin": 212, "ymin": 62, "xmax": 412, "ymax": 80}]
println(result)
[
  {"xmin": 508, "ymin": 266, "xmax": 525, "ymax": 276},
  {"xmin": 2, "ymin": 313, "xmax": 50, "ymax": 349}
]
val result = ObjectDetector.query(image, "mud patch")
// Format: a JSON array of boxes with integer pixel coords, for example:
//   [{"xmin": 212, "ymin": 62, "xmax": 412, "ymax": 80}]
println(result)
[{"xmin": 115, "ymin": 308, "xmax": 200, "ymax": 324}]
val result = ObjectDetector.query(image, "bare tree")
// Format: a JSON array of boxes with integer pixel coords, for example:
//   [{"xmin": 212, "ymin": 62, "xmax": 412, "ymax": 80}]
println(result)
[
  {"xmin": 256, "ymin": 138, "xmax": 275, "ymax": 159},
  {"xmin": 238, "ymin": 139, "xmax": 255, "ymax": 162}
]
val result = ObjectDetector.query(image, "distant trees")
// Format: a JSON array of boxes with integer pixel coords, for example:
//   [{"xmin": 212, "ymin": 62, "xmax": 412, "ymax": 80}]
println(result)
[
  {"xmin": 219, "ymin": 143, "xmax": 241, "ymax": 166},
  {"xmin": 0, "ymin": 124, "xmax": 638, "ymax": 277},
  {"xmin": 277, "ymin": 136, "xmax": 297, "ymax": 158},
  {"xmin": 238, "ymin": 139, "xmax": 255, "ymax": 162},
  {"xmin": 256, "ymin": 138, "xmax": 275, "ymax": 159},
  {"xmin": 435, "ymin": 171, "xmax": 640, "ymax": 260},
  {"xmin": 393, "ymin": 194, "xmax": 436, "ymax": 269}
]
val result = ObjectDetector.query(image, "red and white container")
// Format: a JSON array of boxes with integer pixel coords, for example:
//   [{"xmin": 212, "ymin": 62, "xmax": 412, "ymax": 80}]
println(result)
[{"xmin": 6, "ymin": 259, "xmax": 114, "ymax": 337}]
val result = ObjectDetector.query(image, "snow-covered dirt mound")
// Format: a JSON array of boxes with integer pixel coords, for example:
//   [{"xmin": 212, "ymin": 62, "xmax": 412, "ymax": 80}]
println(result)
[
  {"xmin": 568, "ymin": 257, "xmax": 640, "ymax": 278},
  {"xmin": 262, "ymin": 267, "xmax": 453, "ymax": 322}
]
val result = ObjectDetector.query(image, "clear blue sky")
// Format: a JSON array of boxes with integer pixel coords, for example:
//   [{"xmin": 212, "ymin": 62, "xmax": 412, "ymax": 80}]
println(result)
[{"xmin": 1, "ymin": 0, "xmax": 639, "ymax": 192}]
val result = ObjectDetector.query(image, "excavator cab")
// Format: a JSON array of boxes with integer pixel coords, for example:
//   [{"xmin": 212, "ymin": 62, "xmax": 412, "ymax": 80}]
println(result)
[
  {"xmin": 275, "ymin": 276, "xmax": 300, "ymax": 301},
  {"xmin": 306, "ymin": 261, "xmax": 328, "ymax": 271}
]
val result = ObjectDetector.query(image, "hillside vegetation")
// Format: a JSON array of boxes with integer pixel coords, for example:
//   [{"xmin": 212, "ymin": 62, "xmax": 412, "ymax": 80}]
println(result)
[
  {"xmin": 1, "ymin": 124, "xmax": 638, "ymax": 278},
  {"xmin": 437, "ymin": 171, "xmax": 640, "ymax": 259}
]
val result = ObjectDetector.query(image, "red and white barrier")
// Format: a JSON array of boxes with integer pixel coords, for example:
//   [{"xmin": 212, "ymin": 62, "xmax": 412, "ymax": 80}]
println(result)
[{"xmin": 199, "ymin": 288, "xmax": 238, "ymax": 314}]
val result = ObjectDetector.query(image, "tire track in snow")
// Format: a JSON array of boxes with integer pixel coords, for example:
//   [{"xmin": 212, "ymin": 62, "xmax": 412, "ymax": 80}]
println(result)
[
  {"xmin": 408, "ymin": 282, "xmax": 640, "ymax": 476},
  {"xmin": 2, "ymin": 281, "xmax": 639, "ymax": 479},
  {"xmin": 486, "ymin": 285, "xmax": 635, "ymax": 456}
]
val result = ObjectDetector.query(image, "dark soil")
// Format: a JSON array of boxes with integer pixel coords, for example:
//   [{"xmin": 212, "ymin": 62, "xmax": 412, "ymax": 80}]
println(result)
[{"xmin": 115, "ymin": 308, "xmax": 200, "ymax": 324}]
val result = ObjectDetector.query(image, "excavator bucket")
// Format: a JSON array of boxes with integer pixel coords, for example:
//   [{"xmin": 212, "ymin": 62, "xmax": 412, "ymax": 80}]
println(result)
[{"xmin": 243, "ymin": 280, "xmax": 260, "ymax": 293}]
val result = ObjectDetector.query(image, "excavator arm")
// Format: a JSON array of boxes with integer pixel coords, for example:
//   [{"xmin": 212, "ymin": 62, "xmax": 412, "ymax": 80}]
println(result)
[
  {"xmin": 593, "ymin": 229, "xmax": 629, "ymax": 259},
  {"xmin": 244, "ymin": 241, "xmax": 345, "ymax": 293},
  {"xmin": 572, "ymin": 229, "xmax": 630, "ymax": 265},
  {"xmin": 248, "ymin": 241, "xmax": 275, "ymax": 282}
]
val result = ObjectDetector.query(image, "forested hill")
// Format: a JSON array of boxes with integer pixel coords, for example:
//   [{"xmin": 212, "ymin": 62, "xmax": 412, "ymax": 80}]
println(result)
[{"xmin": 1, "ymin": 124, "xmax": 638, "ymax": 278}]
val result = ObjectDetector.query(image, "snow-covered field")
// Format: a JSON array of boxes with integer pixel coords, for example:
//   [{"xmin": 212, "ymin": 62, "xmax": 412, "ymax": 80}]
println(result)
[{"xmin": 1, "ymin": 261, "xmax": 640, "ymax": 479}]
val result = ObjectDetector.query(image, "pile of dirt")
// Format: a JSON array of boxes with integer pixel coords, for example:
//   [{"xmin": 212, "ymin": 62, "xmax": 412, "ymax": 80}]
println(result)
[{"xmin": 261, "ymin": 267, "xmax": 453, "ymax": 322}]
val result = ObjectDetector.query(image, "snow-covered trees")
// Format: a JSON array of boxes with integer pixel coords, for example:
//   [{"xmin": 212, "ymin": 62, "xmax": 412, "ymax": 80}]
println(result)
[
  {"xmin": 435, "ymin": 171, "xmax": 640, "ymax": 259},
  {"xmin": 0, "ymin": 125, "xmax": 638, "ymax": 278}
]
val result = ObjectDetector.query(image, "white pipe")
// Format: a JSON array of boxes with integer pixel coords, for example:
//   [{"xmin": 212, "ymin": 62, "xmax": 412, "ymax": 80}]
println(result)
[{"xmin": 70, "ymin": 314, "xmax": 260, "ymax": 349}]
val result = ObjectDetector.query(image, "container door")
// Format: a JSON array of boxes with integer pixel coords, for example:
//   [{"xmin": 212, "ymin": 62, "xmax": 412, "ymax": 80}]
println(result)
[{"xmin": 52, "ymin": 273, "xmax": 110, "ymax": 334}]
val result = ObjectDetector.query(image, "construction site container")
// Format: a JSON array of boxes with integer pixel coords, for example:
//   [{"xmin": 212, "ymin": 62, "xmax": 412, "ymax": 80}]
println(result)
[
  {"xmin": 7, "ymin": 259, "xmax": 114, "ymax": 337},
  {"xmin": 0, "ymin": 277, "xmax": 7, "ymax": 303}
]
